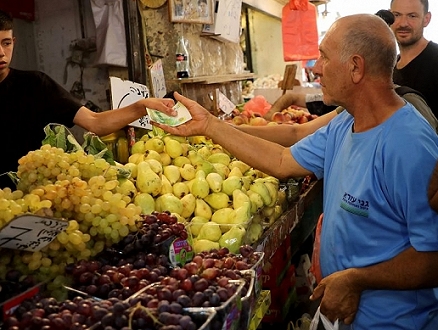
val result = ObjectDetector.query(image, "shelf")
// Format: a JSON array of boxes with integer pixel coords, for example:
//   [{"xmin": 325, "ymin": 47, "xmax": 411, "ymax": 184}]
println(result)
[
  {"xmin": 310, "ymin": 0, "xmax": 330, "ymax": 5},
  {"xmin": 172, "ymin": 73, "xmax": 256, "ymax": 85}
]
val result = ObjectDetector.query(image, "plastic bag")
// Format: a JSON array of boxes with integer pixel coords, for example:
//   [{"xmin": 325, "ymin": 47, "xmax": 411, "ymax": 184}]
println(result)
[
  {"xmin": 310, "ymin": 213, "xmax": 324, "ymax": 284},
  {"xmin": 90, "ymin": 0, "xmax": 127, "ymax": 67},
  {"xmin": 282, "ymin": 0, "xmax": 319, "ymax": 61},
  {"xmin": 310, "ymin": 306, "xmax": 339, "ymax": 330}
]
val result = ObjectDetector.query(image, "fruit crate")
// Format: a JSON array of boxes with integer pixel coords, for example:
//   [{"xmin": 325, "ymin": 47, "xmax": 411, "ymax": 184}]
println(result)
[
  {"xmin": 249, "ymin": 290, "xmax": 271, "ymax": 330},
  {"xmin": 239, "ymin": 269, "xmax": 256, "ymax": 330},
  {"xmin": 249, "ymin": 251, "xmax": 265, "ymax": 297}
]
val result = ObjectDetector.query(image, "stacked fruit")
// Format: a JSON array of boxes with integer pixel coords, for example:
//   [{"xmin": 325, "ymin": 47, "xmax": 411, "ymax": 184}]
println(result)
[{"xmin": 126, "ymin": 133, "xmax": 285, "ymax": 253}]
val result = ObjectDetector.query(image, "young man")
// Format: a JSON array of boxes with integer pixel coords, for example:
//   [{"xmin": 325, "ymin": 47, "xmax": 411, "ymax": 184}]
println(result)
[
  {"xmin": 154, "ymin": 14, "xmax": 438, "ymax": 329},
  {"xmin": 0, "ymin": 10, "xmax": 173, "ymax": 188},
  {"xmin": 390, "ymin": 0, "xmax": 438, "ymax": 117}
]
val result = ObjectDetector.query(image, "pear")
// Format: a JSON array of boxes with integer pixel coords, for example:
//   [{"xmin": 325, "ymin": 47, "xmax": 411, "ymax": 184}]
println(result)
[
  {"xmin": 188, "ymin": 150, "xmax": 205, "ymax": 166},
  {"xmin": 172, "ymin": 213, "xmax": 186, "ymax": 224},
  {"xmin": 241, "ymin": 176, "xmax": 252, "ymax": 191},
  {"xmin": 191, "ymin": 170, "xmax": 210, "ymax": 199},
  {"xmin": 194, "ymin": 160, "xmax": 216, "ymax": 175},
  {"xmin": 219, "ymin": 225, "xmax": 246, "ymax": 254},
  {"xmin": 207, "ymin": 152, "xmax": 231, "ymax": 166},
  {"xmin": 228, "ymin": 166, "xmax": 243, "ymax": 178},
  {"xmin": 249, "ymin": 181, "xmax": 272, "ymax": 206},
  {"xmin": 123, "ymin": 162, "xmax": 138, "ymax": 178},
  {"xmin": 246, "ymin": 222, "xmax": 263, "ymax": 244},
  {"xmin": 180, "ymin": 143, "xmax": 190, "ymax": 156},
  {"xmin": 160, "ymin": 174, "xmax": 173, "ymax": 195},
  {"xmin": 228, "ymin": 160, "xmax": 251, "ymax": 175},
  {"xmin": 197, "ymin": 146, "xmax": 212, "ymax": 159},
  {"xmin": 131, "ymin": 140, "xmax": 146, "ymax": 154},
  {"xmin": 163, "ymin": 165, "xmax": 181, "ymax": 185},
  {"xmin": 180, "ymin": 193, "xmax": 196, "ymax": 218},
  {"xmin": 179, "ymin": 163, "xmax": 196, "ymax": 181},
  {"xmin": 188, "ymin": 135, "xmax": 209, "ymax": 145},
  {"xmin": 255, "ymin": 178, "xmax": 279, "ymax": 207},
  {"xmin": 128, "ymin": 153, "xmax": 145, "ymax": 165},
  {"xmin": 193, "ymin": 239, "xmax": 220, "ymax": 254},
  {"xmin": 140, "ymin": 134, "xmax": 150, "ymax": 142},
  {"xmin": 247, "ymin": 190, "xmax": 264, "ymax": 213},
  {"xmin": 173, "ymin": 156, "xmax": 191, "ymax": 167},
  {"xmin": 165, "ymin": 134, "xmax": 187, "ymax": 144},
  {"xmin": 212, "ymin": 163, "xmax": 230, "ymax": 179},
  {"xmin": 189, "ymin": 216, "xmax": 209, "ymax": 236},
  {"xmin": 204, "ymin": 192, "xmax": 230, "ymax": 210},
  {"xmin": 206, "ymin": 172, "xmax": 223, "ymax": 193},
  {"xmin": 221, "ymin": 176, "xmax": 242, "ymax": 196},
  {"xmin": 211, "ymin": 207, "xmax": 234, "ymax": 233},
  {"xmin": 117, "ymin": 178, "xmax": 137, "ymax": 197},
  {"xmin": 197, "ymin": 221, "xmax": 222, "ymax": 242},
  {"xmin": 145, "ymin": 159, "xmax": 163, "ymax": 175},
  {"xmin": 159, "ymin": 152, "xmax": 172, "ymax": 166},
  {"xmin": 156, "ymin": 193, "xmax": 183, "ymax": 215},
  {"xmin": 136, "ymin": 161, "xmax": 162, "ymax": 196},
  {"xmin": 194, "ymin": 198, "xmax": 212, "ymax": 220},
  {"xmin": 173, "ymin": 182, "xmax": 190, "ymax": 199},
  {"xmin": 164, "ymin": 138, "xmax": 183, "ymax": 159},
  {"xmin": 232, "ymin": 189, "xmax": 250, "ymax": 210},
  {"xmin": 145, "ymin": 149, "xmax": 162, "ymax": 162},
  {"xmin": 229, "ymin": 201, "xmax": 251, "ymax": 226},
  {"xmin": 134, "ymin": 192, "xmax": 156, "ymax": 215},
  {"xmin": 145, "ymin": 137, "xmax": 164, "ymax": 153}
]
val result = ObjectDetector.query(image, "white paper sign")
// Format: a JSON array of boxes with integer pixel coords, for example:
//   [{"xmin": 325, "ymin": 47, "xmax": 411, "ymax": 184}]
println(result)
[
  {"xmin": 217, "ymin": 91, "xmax": 236, "ymax": 114},
  {"xmin": 110, "ymin": 76, "xmax": 152, "ymax": 129},
  {"xmin": 0, "ymin": 215, "xmax": 69, "ymax": 252},
  {"xmin": 149, "ymin": 59, "xmax": 167, "ymax": 98}
]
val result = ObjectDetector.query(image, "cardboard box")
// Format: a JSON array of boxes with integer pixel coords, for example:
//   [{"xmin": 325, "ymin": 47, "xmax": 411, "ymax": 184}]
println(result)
[{"xmin": 201, "ymin": 0, "xmax": 243, "ymax": 43}]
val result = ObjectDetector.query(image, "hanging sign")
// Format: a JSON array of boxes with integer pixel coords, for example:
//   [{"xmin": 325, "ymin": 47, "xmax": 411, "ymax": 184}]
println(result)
[
  {"xmin": 110, "ymin": 76, "xmax": 152, "ymax": 129},
  {"xmin": 0, "ymin": 215, "xmax": 68, "ymax": 252}
]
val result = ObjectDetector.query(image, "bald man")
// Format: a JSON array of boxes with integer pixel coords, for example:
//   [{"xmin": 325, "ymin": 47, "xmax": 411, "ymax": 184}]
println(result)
[{"xmin": 153, "ymin": 14, "xmax": 438, "ymax": 329}]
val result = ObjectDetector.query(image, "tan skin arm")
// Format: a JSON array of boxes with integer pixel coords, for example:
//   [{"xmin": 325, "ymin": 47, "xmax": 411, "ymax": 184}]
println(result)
[
  {"xmin": 235, "ymin": 110, "xmax": 337, "ymax": 147},
  {"xmin": 72, "ymin": 98, "xmax": 175, "ymax": 137},
  {"xmin": 428, "ymin": 160, "xmax": 438, "ymax": 212},
  {"xmin": 311, "ymin": 247, "xmax": 438, "ymax": 324},
  {"xmin": 263, "ymin": 92, "xmax": 308, "ymax": 120},
  {"xmin": 153, "ymin": 92, "xmax": 312, "ymax": 180}
]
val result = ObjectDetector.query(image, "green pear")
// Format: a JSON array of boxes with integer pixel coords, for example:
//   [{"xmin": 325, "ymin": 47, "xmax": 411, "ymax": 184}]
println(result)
[
  {"xmin": 221, "ymin": 176, "xmax": 242, "ymax": 196},
  {"xmin": 219, "ymin": 225, "xmax": 246, "ymax": 254},
  {"xmin": 165, "ymin": 138, "xmax": 184, "ymax": 159},
  {"xmin": 211, "ymin": 207, "xmax": 235, "ymax": 233},
  {"xmin": 180, "ymin": 193, "xmax": 196, "ymax": 218},
  {"xmin": 145, "ymin": 149, "xmax": 162, "ymax": 162},
  {"xmin": 193, "ymin": 239, "xmax": 220, "ymax": 254},
  {"xmin": 188, "ymin": 150, "xmax": 205, "ymax": 166},
  {"xmin": 207, "ymin": 152, "xmax": 231, "ymax": 166},
  {"xmin": 228, "ymin": 160, "xmax": 251, "ymax": 175},
  {"xmin": 123, "ymin": 162, "xmax": 138, "ymax": 178},
  {"xmin": 194, "ymin": 198, "xmax": 212, "ymax": 220},
  {"xmin": 229, "ymin": 201, "xmax": 251, "ymax": 226},
  {"xmin": 232, "ymin": 189, "xmax": 250, "ymax": 210},
  {"xmin": 173, "ymin": 156, "xmax": 191, "ymax": 167},
  {"xmin": 190, "ymin": 170, "xmax": 210, "ymax": 199},
  {"xmin": 117, "ymin": 178, "xmax": 137, "ymax": 198},
  {"xmin": 179, "ymin": 163, "xmax": 196, "ymax": 181},
  {"xmin": 228, "ymin": 166, "xmax": 243, "ymax": 178},
  {"xmin": 241, "ymin": 176, "xmax": 252, "ymax": 191},
  {"xmin": 160, "ymin": 174, "xmax": 173, "ymax": 195},
  {"xmin": 206, "ymin": 172, "xmax": 223, "ymax": 193},
  {"xmin": 156, "ymin": 193, "xmax": 183, "ymax": 215},
  {"xmin": 134, "ymin": 192, "xmax": 156, "ymax": 215},
  {"xmin": 136, "ymin": 161, "xmax": 162, "ymax": 196},
  {"xmin": 188, "ymin": 216, "xmax": 210, "ymax": 236},
  {"xmin": 145, "ymin": 137, "xmax": 164, "ymax": 153},
  {"xmin": 204, "ymin": 192, "xmax": 230, "ymax": 210},
  {"xmin": 159, "ymin": 152, "xmax": 172, "ymax": 166},
  {"xmin": 246, "ymin": 222, "xmax": 263, "ymax": 244},
  {"xmin": 131, "ymin": 140, "xmax": 146, "ymax": 154},
  {"xmin": 247, "ymin": 190, "xmax": 264, "ymax": 213},
  {"xmin": 197, "ymin": 146, "xmax": 212, "ymax": 159},
  {"xmin": 163, "ymin": 165, "xmax": 181, "ymax": 185},
  {"xmin": 173, "ymin": 182, "xmax": 190, "ymax": 199},
  {"xmin": 197, "ymin": 221, "xmax": 222, "ymax": 241},
  {"xmin": 194, "ymin": 160, "xmax": 216, "ymax": 175},
  {"xmin": 145, "ymin": 159, "xmax": 163, "ymax": 175},
  {"xmin": 249, "ymin": 181, "xmax": 272, "ymax": 206},
  {"xmin": 212, "ymin": 163, "xmax": 230, "ymax": 179}
]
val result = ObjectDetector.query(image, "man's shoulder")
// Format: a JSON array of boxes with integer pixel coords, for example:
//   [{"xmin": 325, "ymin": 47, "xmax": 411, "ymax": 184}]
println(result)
[{"xmin": 9, "ymin": 68, "xmax": 51, "ymax": 83}]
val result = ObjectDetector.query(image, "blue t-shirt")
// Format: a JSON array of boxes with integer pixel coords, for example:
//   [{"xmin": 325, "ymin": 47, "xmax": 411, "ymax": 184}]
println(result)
[{"xmin": 291, "ymin": 103, "xmax": 438, "ymax": 330}]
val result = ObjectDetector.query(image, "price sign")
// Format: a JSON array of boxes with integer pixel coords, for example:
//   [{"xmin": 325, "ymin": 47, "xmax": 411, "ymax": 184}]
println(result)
[
  {"xmin": 0, "ymin": 215, "xmax": 69, "ymax": 252},
  {"xmin": 217, "ymin": 91, "xmax": 236, "ymax": 114},
  {"xmin": 110, "ymin": 76, "xmax": 152, "ymax": 129},
  {"xmin": 148, "ymin": 59, "xmax": 167, "ymax": 98}
]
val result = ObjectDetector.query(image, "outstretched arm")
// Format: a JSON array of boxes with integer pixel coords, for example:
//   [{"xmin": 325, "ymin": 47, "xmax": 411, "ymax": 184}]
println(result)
[
  {"xmin": 152, "ymin": 92, "xmax": 312, "ymax": 180},
  {"xmin": 73, "ymin": 98, "xmax": 175, "ymax": 136},
  {"xmin": 263, "ymin": 92, "xmax": 307, "ymax": 120},
  {"xmin": 311, "ymin": 247, "xmax": 438, "ymax": 325}
]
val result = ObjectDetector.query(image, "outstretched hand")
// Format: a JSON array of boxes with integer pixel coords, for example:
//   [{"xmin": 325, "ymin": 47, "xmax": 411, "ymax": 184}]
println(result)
[
  {"xmin": 152, "ymin": 92, "xmax": 215, "ymax": 137},
  {"xmin": 310, "ymin": 268, "xmax": 362, "ymax": 325}
]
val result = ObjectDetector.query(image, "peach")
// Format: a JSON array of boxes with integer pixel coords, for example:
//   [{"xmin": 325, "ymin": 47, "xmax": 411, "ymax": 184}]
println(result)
[
  {"xmin": 250, "ymin": 117, "xmax": 268, "ymax": 126},
  {"xmin": 271, "ymin": 112, "xmax": 285, "ymax": 123}
]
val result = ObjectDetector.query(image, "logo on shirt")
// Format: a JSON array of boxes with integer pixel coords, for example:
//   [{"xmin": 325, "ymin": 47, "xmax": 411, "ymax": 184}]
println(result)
[{"xmin": 340, "ymin": 192, "xmax": 369, "ymax": 217}]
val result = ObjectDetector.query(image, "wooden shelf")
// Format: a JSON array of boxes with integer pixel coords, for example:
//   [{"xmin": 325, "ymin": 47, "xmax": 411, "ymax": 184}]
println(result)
[
  {"xmin": 172, "ymin": 73, "xmax": 256, "ymax": 85},
  {"xmin": 310, "ymin": 0, "xmax": 329, "ymax": 5}
]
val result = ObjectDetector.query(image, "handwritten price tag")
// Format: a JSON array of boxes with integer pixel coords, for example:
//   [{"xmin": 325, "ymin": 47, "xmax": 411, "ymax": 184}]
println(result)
[{"xmin": 0, "ymin": 215, "xmax": 68, "ymax": 252}]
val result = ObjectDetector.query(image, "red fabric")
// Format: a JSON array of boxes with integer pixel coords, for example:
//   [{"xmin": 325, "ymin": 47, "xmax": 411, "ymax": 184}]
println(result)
[
  {"xmin": 310, "ymin": 213, "xmax": 324, "ymax": 284},
  {"xmin": 282, "ymin": 0, "xmax": 319, "ymax": 61},
  {"xmin": 0, "ymin": 0, "xmax": 35, "ymax": 21}
]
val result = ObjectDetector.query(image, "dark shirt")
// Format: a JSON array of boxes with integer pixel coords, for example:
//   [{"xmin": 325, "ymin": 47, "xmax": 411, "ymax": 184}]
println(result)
[
  {"xmin": 393, "ymin": 41, "xmax": 438, "ymax": 118},
  {"xmin": 0, "ymin": 69, "xmax": 82, "ymax": 188}
]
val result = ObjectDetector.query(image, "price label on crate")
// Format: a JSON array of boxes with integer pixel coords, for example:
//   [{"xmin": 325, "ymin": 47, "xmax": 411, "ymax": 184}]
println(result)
[{"xmin": 0, "ymin": 215, "xmax": 68, "ymax": 252}]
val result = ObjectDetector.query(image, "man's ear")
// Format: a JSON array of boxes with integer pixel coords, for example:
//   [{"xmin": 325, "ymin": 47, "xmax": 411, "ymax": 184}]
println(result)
[
  {"xmin": 350, "ymin": 55, "xmax": 364, "ymax": 84},
  {"xmin": 424, "ymin": 12, "xmax": 432, "ymax": 27}
]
